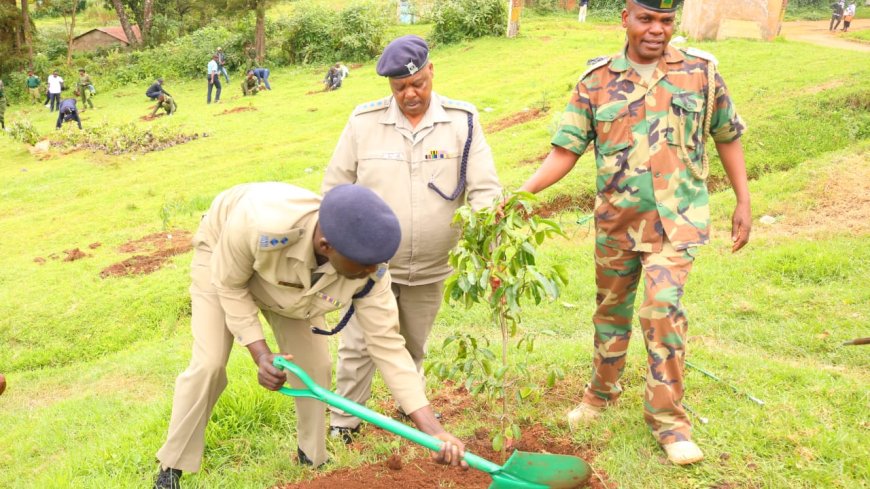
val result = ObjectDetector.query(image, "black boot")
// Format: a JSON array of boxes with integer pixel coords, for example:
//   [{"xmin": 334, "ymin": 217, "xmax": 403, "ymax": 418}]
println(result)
[
  {"xmin": 297, "ymin": 447, "xmax": 330, "ymax": 468},
  {"xmin": 154, "ymin": 466, "xmax": 182, "ymax": 489}
]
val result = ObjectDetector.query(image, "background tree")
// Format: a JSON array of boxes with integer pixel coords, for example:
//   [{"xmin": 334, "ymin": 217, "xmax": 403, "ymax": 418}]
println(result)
[{"xmin": 108, "ymin": 0, "xmax": 140, "ymax": 47}]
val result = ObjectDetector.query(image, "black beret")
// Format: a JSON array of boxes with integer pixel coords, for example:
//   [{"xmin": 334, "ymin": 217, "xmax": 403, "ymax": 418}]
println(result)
[
  {"xmin": 376, "ymin": 35, "xmax": 429, "ymax": 79},
  {"xmin": 319, "ymin": 185, "xmax": 401, "ymax": 265},
  {"xmin": 630, "ymin": 0, "xmax": 682, "ymax": 12}
]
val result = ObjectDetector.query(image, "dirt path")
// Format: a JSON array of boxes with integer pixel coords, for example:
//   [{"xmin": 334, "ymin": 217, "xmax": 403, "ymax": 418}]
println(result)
[{"xmin": 779, "ymin": 20, "xmax": 870, "ymax": 52}]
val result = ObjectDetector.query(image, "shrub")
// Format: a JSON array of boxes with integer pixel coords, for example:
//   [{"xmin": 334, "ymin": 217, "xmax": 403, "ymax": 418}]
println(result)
[
  {"xmin": 281, "ymin": 1, "xmax": 390, "ymax": 65},
  {"xmin": 7, "ymin": 119, "xmax": 41, "ymax": 146},
  {"xmin": 48, "ymin": 121, "xmax": 201, "ymax": 155},
  {"xmin": 429, "ymin": 0, "xmax": 506, "ymax": 46}
]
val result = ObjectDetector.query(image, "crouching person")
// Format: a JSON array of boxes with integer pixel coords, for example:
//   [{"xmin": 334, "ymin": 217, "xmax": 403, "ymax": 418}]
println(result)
[
  {"xmin": 153, "ymin": 183, "xmax": 467, "ymax": 489},
  {"xmin": 152, "ymin": 94, "xmax": 177, "ymax": 117},
  {"xmin": 55, "ymin": 98, "xmax": 82, "ymax": 130},
  {"xmin": 241, "ymin": 71, "xmax": 259, "ymax": 96}
]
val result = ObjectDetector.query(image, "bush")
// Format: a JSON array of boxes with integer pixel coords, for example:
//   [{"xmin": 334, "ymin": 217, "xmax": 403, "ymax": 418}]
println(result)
[
  {"xmin": 429, "ymin": 0, "xmax": 506, "ymax": 45},
  {"xmin": 282, "ymin": 1, "xmax": 391, "ymax": 64},
  {"xmin": 7, "ymin": 119, "xmax": 41, "ymax": 146},
  {"xmin": 49, "ymin": 121, "xmax": 201, "ymax": 154}
]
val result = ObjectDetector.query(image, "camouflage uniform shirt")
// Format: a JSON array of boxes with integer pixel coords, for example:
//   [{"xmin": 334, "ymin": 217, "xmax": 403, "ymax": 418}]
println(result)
[{"xmin": 552, "ymin": 45, "xmax": 744, "ymax": 252}]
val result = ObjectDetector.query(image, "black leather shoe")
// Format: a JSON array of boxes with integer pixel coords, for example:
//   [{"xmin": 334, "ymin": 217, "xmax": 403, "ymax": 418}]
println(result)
[
  {"xmin": 297, "ymin": 447, "xmax": 330, "ymax": 468},
  {"xmin": 329, "ymin": 425, "xmax": 360, "ymax": 445},
  {"xmin": 154, "ymin": 466, "xmax": 182, "ymax": 489}
]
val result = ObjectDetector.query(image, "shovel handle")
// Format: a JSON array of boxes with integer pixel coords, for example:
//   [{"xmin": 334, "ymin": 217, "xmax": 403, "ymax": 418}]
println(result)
[{"xmin": 273, "ymin": 357, "xmax": 502, "ymax": 474}]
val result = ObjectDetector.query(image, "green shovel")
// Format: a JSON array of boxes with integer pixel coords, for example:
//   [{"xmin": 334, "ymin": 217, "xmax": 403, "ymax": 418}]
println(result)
[{"xmin": 274, "ymin": 357, "xmax": 591, "ymax": 489}]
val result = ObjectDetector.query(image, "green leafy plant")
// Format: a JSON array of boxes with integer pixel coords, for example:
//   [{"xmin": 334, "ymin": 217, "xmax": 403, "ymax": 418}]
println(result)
[
  {"xmin": 6, "ymin": 119, "xmax": 42, "ymax": 146},
  {"xmin": 430, "ymin": 191, "xmax": 568, "ymax": 456},
  {"xmin": 429, "ymin": 0, "xmax": 507, "ymax": 45}
]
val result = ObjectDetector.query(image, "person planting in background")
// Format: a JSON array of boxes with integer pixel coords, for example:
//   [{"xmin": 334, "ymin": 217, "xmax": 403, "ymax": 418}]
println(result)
[
  {"xmin": 216, "ymin": 47, "xmax": 230, "ymax": 83},
  {"xmin": 26, "ymin": 70, "xmax": 41, "ymax": 105},
  {"xmin": 153, "ymin": 183, "xmax": 467, "ymax": 489},
  {"xmin": 251, "ymin": 66, "xmax": 272, "ymax": 90},
  {"xmin": 47, "ymin": 70, "xmax": 63, "ymax": 112},
  {"xmin": 76, "ymin": 69, "xmax": 95, "ymax": 111},
  {"xmin": 55, "ymin": 98, "xmax": 82, "ymax": 130},
  {"xmin": 146, "ymin": 78, "xmax": 170, "ymax": 101},
  {"xmin": 241, "ymin": 71, "xmax": 259, "ymax": 96},
  {"xmin": 151, "ymin": 94, "xmax": 177, "ymax": 117},
  {"xmin": 323, "ymin": 34, "xmax": 502, "ymax": 445},
  {"xmin": 518, "ymin": 0, "xmax": 751, "ymax": 466}
]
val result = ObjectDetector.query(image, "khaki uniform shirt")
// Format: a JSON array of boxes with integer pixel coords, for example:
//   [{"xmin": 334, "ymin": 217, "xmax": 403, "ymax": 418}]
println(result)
[
  {"xmin": 552, "ymin": 46, "xmax": 745, "ymax": 252},
  {"xmin": 323, "ymin": 92, "xmax": 502, "ymax": 285},
  {"xmin": 192, "ymin": 182, "xmax": 428, "ymax": 412}
]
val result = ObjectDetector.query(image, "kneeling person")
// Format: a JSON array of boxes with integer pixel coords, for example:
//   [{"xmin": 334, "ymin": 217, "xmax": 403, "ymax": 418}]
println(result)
[
  {"xmin": 152, "ymin": 94, "xmax": 177, "ymax": 117},
  {"xmin": 153, "ymin": 183, "xmax": 466, "ymax": 489},
  {"xmin": 241, "ymin": 71, "xmax": 259, "ymax": 96}
]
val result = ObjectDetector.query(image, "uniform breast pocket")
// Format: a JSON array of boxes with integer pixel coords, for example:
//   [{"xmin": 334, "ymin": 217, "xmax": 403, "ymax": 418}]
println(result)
[
  {"xmin": 421, "ymin": 152, "xmax": 461, "ymax": 194},
  {"xmin": 667, "ymin": 91, "xmax": 703, "ymax": 150},
  {"xmin": 594, "ymin": 101, "xmax": 634, "ymax": 156},
  {"xmin": 358, "ymin": 151, "xmax": 407, "ymax": 187}
]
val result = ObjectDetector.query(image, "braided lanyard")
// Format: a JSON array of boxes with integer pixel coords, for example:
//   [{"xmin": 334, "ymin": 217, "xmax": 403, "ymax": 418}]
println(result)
[
  {"xmin": 310, "ymin": 278, "xmax": 376, "ymax": 336},
  {"xmin": 427, "ymin": 112, "xmax": 473, "ymax": 200},
  {"xmin": 683, "ymin": 60, "xmax": 716, "ymax": 181}
]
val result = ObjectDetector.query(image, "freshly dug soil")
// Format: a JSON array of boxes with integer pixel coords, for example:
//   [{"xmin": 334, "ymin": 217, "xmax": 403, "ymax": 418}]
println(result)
[
  {"xmin": 100, "ymin": 230, "xmax": 192, "ymax": 278},
  {"xmin": 279, "ymin": 424, "xmax": 607, "ymax": 489},
  {"xmin": 0, "ymin": 374, "xmax": 6, "ymax": 396},
  {"xmin": 485, "ymin": 108, "xmax": 547, "ymax": 133},
  {"xmin": 532, "ymin": 194, "xmax": 595, "ymax": 218},
  {"xmin": 279, "ymin": 383, "xmax": 610, "ymax": 489},
  {"xmin": 63, "ymin": 248, "xmax": 88, "ymax": 262},
  {"xmin": 214, "ymin": 106, "xmax": 257, "ymax": 116}
]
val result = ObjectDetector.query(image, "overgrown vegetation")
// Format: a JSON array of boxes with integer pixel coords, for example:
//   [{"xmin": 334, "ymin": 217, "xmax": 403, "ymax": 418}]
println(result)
[
  {"xmin": 429, "ymin": 0, "xmax": 506, "ymax": 45},
  {"xmin": 7, "ymin": 120, "xmax": 203, "ymax": 154},
  {"xmin": 282, "ymin": 1, "xmax": 390, "ymax": 64}
]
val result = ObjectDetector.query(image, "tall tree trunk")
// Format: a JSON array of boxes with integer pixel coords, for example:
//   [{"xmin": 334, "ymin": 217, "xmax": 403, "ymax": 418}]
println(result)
[
  {"xmin": 21, "ymin": 0, "xmax": 32, "ymax": 64},
  {"xmin": 110, "ymin": 0, "xmax": 140, "ymax": 47},
  {"xmin": 507, "ymin": 0, "xmax": 522, "ymax": 38},
  {"xmin": 142, "ymin": 0, "xmax": 154, "ymax": 44},
  {"xmin": 255, "ymin": 0, "xmax": 266, "ymax": 65},
  {"xmin": 64, "ymin": 0, "xmax": 78, "ymax": 66}
]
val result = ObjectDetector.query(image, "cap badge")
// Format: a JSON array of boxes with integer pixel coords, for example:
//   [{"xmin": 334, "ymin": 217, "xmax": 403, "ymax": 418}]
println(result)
[{"xmin": 406, "ymin": 61, "xmax": 419, "ymax": 75}]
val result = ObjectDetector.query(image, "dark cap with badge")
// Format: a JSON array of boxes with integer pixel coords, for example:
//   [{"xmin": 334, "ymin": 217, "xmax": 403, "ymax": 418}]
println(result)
[
  {"xmin": 376, "ymin": 35, "xmax": 429, "ymax": 79},
  {"xmin": 630, "ymin": 0, "xmax": 682, "ymax": 12},
  {"xmin": 319, "ymin": 184, "xmax": 401, "ymax": 265}
]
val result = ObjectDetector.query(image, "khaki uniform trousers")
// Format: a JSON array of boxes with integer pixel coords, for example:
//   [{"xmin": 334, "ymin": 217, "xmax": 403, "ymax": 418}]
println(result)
[
  {"xmin": 156, "ymin": 248, "xmax": 332, "ymax": 472},
  {"xmin": 581, "ymin": 238, "xmax": 696, "ymax": 445},
  {"xmin": 330, "ymin": 280, "xmax": 444, "ymax": 428}
]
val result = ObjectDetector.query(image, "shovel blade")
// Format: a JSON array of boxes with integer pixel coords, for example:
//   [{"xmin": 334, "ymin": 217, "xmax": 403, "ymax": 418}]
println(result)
[{"xmin": 489, "ymin": 451, "xmax": 591, "ymax": 489}]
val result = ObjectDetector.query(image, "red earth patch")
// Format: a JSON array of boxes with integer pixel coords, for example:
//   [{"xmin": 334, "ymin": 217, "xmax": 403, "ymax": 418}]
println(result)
[
  {"xmin": 485, "ymin": 108, "xmax": 547, "ymax": 133},
  {"xmin": 215, "ymin": 106, "xmax": 258, "ymax": 116},
  {"xmin": 278, "ymin": 383, "xmax": 609, "ymax": 489},
  {"xmin": 100, "ymin": 230, "xmax": 192, "ymax": 278},
  {"xmin": 532, "ymin": 194, "xmax": 595, "ymax": 218},
  {"xmin": 63, "ymin": 248, "xmax": 88, "ymax": 262}
]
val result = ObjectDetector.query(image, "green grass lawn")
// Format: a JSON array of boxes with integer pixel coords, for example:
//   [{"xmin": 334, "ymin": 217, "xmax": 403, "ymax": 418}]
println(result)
[{"xmin": 1, "ymin": 16, "xmax": 868, "ymax": 489}]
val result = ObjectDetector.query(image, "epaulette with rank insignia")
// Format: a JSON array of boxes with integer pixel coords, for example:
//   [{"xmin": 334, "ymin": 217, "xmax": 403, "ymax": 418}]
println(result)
[
  {"xmin": 681, "ymin": 46, "xmax": 719, "ymax": 67},
  {"xmin": 353, "ymin": 96, "xmax": 391, "ymax": 116},
  {"xmin": 579, "ymin": 56, "xmax": 610, "ymax": 81},
  {"xmin": 258, "ymin": 228, "xmax": 305, "ymax": 250},
  {"xmin": 440, "ymin": 96, "xmax": 477, "ymax": 114}
]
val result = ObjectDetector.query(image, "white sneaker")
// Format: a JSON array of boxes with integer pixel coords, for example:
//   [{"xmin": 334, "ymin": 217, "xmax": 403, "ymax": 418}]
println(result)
[
  {"xmin": 567, "ymin": 402, "xmax": 604, "ymax": 430},
  {"xmin": 663, "ymin": 441, "xmax": 704, "ymax": 465}
]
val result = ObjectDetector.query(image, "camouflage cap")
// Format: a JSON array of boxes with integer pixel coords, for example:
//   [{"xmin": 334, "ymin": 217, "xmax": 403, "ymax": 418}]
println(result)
[{"xmin": 630, "ymin": 0, "xmax": 682, "ymax": 12}]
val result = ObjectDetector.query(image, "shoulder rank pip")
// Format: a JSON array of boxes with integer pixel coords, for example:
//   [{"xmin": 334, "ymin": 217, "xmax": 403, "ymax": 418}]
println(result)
[{"xmin": 353, "ymin": 96, "xmax": 391, "ymax": 116}]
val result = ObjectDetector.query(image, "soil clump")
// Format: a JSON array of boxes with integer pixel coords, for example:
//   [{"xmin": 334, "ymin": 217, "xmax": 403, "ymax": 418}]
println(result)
[
  {"xmin": 486, "ymin": 108, "xmax": 547, "ymax": 133},
  {"xmin": 215, "ymin": 106, "xmax": 258, "ymax": 116},
  {"xmin": 101, "ymin": 230, "xmax": 192, "ymax": 278}
]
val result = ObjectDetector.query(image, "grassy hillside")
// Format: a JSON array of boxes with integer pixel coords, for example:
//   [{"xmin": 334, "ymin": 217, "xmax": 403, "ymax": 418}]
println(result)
[{"xmin": 1, "ymin": 16, "xmax": 868, "ymax": 489}]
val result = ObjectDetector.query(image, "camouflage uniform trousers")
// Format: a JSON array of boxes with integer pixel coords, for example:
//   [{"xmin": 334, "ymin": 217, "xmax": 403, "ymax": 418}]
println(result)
[
  {"xmin": 582, "ymin": 238, "xmax": 696, "ymax": 444},
  {"xmin": 79, "ymin": 86, "xmax": 94, "ymax": 109}
]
